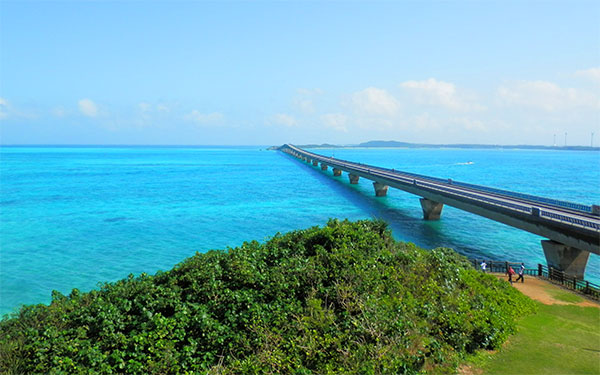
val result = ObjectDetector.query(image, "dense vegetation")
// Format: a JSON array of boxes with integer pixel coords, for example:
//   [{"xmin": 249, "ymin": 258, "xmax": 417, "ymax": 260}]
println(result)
[{"xmin": 0, "ymin": 219, "xmax": 535, "ymax": 374}]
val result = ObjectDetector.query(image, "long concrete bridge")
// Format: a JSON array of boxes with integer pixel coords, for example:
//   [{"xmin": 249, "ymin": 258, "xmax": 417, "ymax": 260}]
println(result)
[{"xmin": 280, "ymin": 144, "xmax": 600, "ymax": 278}]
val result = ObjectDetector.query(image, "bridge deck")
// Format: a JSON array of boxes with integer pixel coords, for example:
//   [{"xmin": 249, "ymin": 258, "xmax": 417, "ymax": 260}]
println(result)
[{"xmin": 281, "ymin": 144, "xmax": 600, "ymax": 255}]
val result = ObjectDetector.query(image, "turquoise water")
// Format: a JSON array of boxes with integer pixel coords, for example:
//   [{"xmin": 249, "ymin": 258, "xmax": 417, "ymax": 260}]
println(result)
[{"xmin": 1, "ymin": 146, "xmax": 599, "ymax": 316}]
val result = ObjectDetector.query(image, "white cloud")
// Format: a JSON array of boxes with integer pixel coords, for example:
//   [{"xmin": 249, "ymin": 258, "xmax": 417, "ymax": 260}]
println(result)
[
  {"xmin": 321, "ymin": 113, "xmax": 348, "ymax": 132},
  {"xmin": 350, "ymin": 87, "xmax": 400, "ymax": 116},
  {"xmin": 411, "ymin": 113, "xmax": 440, "ymax": 131},
  {"xmin": 497, "ymin": 80, "xmax": 599, "ymax": 111},
  {"xmin": 138, "ymin": 102, "xmax": 151, "ymax": 112},
  {"xmin": 0, "ymin": 98, "xmax": 38, "ymax": 120},
  {"xmin": 0, "ymin": 97, "xmax": 8, "ymax": 119},
  {"xmin": 267, "ymin": 113, "xmax": 297, "ymax": 127},
  {"xmin": 292, "ymin": 88, "xmax": 322, "ymax": 114},
  {"xmin": 293, "ymin": 97, "xmax": 315, "ymax": 114},
  {"xmin": 52, "ymin": 107, "xmax": 67, "ymax": 117},
  {"xmin": 575, "ymin": 67, "xmax": 600, "ymax": 83},
  {"xmin": 450, "ymin": 117, "xmax": 487, "ymax": 132},
  {"xmin": 354, "ymin": 117, "xmax": 396, "ymax": 130},
  {"xmin": 185, "ymin": 110, "xmax": 224, "ymax": 125},
  {"xmin": 138, "ymin": 102, "xmax": 170, "ymax": 113},
  {"xmin": 156, "ymin": 104, "xmax": 170, "ymax": 112},
  {"xmin": 400, "ymin": 78, "xmax": 483, "ymax": 112},
  {"xmin": 78, "ymin": 99, "xmax": 98, "ymax": 117}
]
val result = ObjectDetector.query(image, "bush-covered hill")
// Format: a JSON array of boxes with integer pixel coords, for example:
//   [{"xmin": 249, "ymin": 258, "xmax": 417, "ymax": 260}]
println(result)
[{"xmin": 0, "ymin": 219, "xmax": 535, "ymax": 374}]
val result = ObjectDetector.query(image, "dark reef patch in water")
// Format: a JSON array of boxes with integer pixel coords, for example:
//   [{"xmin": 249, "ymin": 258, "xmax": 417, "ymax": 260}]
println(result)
[{"xmin": 104, "ymin": 217, "xmax": 130, "ymax": 223}]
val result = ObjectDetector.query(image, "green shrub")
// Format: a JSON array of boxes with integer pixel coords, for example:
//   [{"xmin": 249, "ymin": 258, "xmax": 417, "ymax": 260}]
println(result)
[{"xmin": 0, "ymin": 219, "xmax": 535, "ymax": 374}]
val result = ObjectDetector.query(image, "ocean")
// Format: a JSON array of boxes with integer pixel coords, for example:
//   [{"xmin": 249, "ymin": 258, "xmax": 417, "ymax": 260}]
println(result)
[{"xmin": 1, "ymin": 146, "xmax": 599, "ymax": 316}]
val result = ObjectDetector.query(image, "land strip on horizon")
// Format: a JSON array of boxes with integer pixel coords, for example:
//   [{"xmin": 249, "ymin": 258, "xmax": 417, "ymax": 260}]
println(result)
[{"xmin": 284, "ymin": 140, "xmax": 600, "ymax": 151}]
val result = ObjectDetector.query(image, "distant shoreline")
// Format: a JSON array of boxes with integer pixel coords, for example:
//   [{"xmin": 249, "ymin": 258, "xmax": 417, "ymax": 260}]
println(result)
[
  {"xmin": 285, "ymin": 140, "xmax": 600, "ymax": 152},
  {"xmin": 1, "ymin": 142, "xmax": 598, "ymax": 152}
]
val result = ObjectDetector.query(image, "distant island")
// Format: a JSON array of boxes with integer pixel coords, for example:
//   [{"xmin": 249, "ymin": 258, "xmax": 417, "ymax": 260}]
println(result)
[{"xmin": 272, "ymin": 140, "xmax": 599, "ymax": 151}]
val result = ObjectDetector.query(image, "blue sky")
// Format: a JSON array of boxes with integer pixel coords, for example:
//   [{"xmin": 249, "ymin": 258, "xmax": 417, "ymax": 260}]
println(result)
[{"xmin": 1, "ymin": 1, "xmax": 598, "ymax": 145}]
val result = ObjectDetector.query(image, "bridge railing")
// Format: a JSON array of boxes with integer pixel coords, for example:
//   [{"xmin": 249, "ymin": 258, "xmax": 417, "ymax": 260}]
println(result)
[
  {"xmin": 284, "ymin": 144, "xmax": 595, "ymax": 215},
  {"xmin": 453, "ymin": 181, "xmax": 593, "ymax": 214},
  {"xmin": 283, "ymin": 145, "xmax": 600, "ymax": 231},
  {"xmin": 470, "ymin": 259, "xmax": 600, "ymax": 301},
  {"xmin": 415, "ymin": 179, "xmax": 534, "ymax": 214},
  {"xmin": 539, "ymin": 210, "xmax": 600, "ymax": 230}
]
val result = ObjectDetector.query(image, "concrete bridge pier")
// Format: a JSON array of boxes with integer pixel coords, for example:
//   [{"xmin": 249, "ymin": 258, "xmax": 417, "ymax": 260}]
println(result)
[
  {"xmin": 420, "ymin": 198, "xmax": 444, "ymax": 220},
  {"xmin": 321, "ymin": 163, "xmax": 328, "ymax": 171},
  {"xmin": 333, "ymin": 168, "xmax": 342, "ymax": 176},
  {"xmin": 348, "ymin": 174, "xmax": 360, "ymax": 184},
  {"xmin": 373, "ymin": 182, "xmax": 389, "ymax": 197},
  {"xmin": 541, "ymin": 240, "xmax": 590, "ymax": 279},
  {"xmin": 312, "ymin": 160, "xmax": 319, "ymax": 166}
]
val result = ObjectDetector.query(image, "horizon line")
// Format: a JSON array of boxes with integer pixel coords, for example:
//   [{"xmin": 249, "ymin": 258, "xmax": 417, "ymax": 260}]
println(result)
[{"xmin": 1, "ymin": 142, "xmax": 599, "ymax": 149}]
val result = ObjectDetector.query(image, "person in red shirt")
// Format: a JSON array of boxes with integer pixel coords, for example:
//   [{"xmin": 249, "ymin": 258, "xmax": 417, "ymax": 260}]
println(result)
[{"xmin": 508, "ymin": 266, "xmax": 516, "ymax": 285}]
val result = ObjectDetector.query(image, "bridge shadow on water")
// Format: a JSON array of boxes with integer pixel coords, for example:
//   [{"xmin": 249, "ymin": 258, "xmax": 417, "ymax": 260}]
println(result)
[{"xmin": 282, "ymin": 154, "xmax": 495, "ymax": 259}]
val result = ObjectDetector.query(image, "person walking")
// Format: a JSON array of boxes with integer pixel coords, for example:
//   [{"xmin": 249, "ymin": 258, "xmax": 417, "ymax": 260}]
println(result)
[
  {"xmin": 480, "ymin": 261, "xmax": 487, "ymax": 272},
  {"xmin": 508, "ymin": 266, "xmax": 516, "ymax": 285},
  {"xmin": 515, "ymin": 263, "xmax": 525, "ymax": 283}
]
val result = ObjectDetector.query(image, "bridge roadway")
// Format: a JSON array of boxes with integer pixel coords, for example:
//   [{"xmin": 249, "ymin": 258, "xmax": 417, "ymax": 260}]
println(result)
[{"xmin": 280, "ymin": 144, "xmax": 600, "ymax": 278}]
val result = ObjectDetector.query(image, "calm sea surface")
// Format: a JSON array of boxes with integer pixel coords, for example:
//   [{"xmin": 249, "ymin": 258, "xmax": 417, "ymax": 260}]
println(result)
[{"xmin": 1, "ymin": 146, "xmax": 599, "ymax": 315}]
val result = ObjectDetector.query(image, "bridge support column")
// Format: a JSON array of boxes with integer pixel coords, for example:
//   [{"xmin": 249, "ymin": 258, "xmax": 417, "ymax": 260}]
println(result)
[
  {"xmin": 420, "ymin": 198, "xmax": 444, "ymax": 220},
  {"xmin": 541, "ymin": 240, "xmax": 590, "ymax": 279},
  {"xmin": 321, "ymin": 163, "xmax": 328, "ymax": 171},
  {"xmin": 333, "ymin": 168, "xmax": 342, "ymax": 176},
  {"xmin": 312, "ymin": 160, "xmax": 319, "ymax": 166},
  {"xmin": 373, "ymin": 182, "xmax": 389, "ymax": 197},
  {"xmin": 348, "ymin": 174, "xmax": 359, "ymax": 184}
]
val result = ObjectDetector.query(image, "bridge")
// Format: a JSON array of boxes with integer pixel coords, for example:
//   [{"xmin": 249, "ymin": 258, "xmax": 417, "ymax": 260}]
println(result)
[{"xmin": 280, "ymin": 144, "xmax": 600, "ymax": 278}]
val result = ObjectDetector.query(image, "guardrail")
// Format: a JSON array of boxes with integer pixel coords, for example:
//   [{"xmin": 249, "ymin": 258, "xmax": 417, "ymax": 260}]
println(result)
[
  {"xmin": 540, "ymin": 210, "xmax": 600, "ymax": 230},
  {"xmin": 537, "ymin": 263, "xmax": 600, "ymax": 300},
  {"xmin": 470, "ymin": 259, "xmax": 538, "ymax": 276},
  {"xmin": 283, "ymin": 144, "xmax": 596, "ymax": 215},
  {"xmin": 470, "ymin": 259, "xmax": 600, "ymax": 301},
  {"xmin": 455, "ymin": 181, "xmax": 592, "ymax": 213},
  {"xmin": 282, "ymin": 145, "xmax": 600, "ymax": 232}
]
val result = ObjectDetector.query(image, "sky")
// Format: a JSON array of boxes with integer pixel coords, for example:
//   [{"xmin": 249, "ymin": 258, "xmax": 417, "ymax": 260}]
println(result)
[{"xmin": 0, "ymin": 1, "xmax": 599, "ymax": 146}]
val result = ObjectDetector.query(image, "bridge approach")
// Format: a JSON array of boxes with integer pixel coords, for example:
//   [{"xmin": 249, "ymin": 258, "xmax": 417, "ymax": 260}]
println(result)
[{"xmin": 280, "ymin": 144, "xmax": 600, "ymax": 278}]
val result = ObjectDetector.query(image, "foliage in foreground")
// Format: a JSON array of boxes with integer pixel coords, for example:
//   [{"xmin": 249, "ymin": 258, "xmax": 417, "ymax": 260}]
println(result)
[{"xmin": 0, "ymin": 219, "xmax": 536, "ymax": 374}]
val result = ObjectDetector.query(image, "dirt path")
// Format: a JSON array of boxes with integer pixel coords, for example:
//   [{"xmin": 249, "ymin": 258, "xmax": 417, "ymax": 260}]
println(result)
[
  {"xmin": 492, "ymin": 273, "xmax": 599, "ymax": 308},
  {"xmin": 458, "ymin": 275, "xmax": 598, "ymax": 375}
]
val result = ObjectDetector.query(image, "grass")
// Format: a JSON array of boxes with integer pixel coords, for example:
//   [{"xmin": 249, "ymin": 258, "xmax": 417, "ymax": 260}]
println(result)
[
  {"xmin": 545, "ymin": 286, "xmax": 585, "ymax": 304},
  {"xmin": 466, "ymin": 302, "xmax": 600, "ymax": 375}
]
